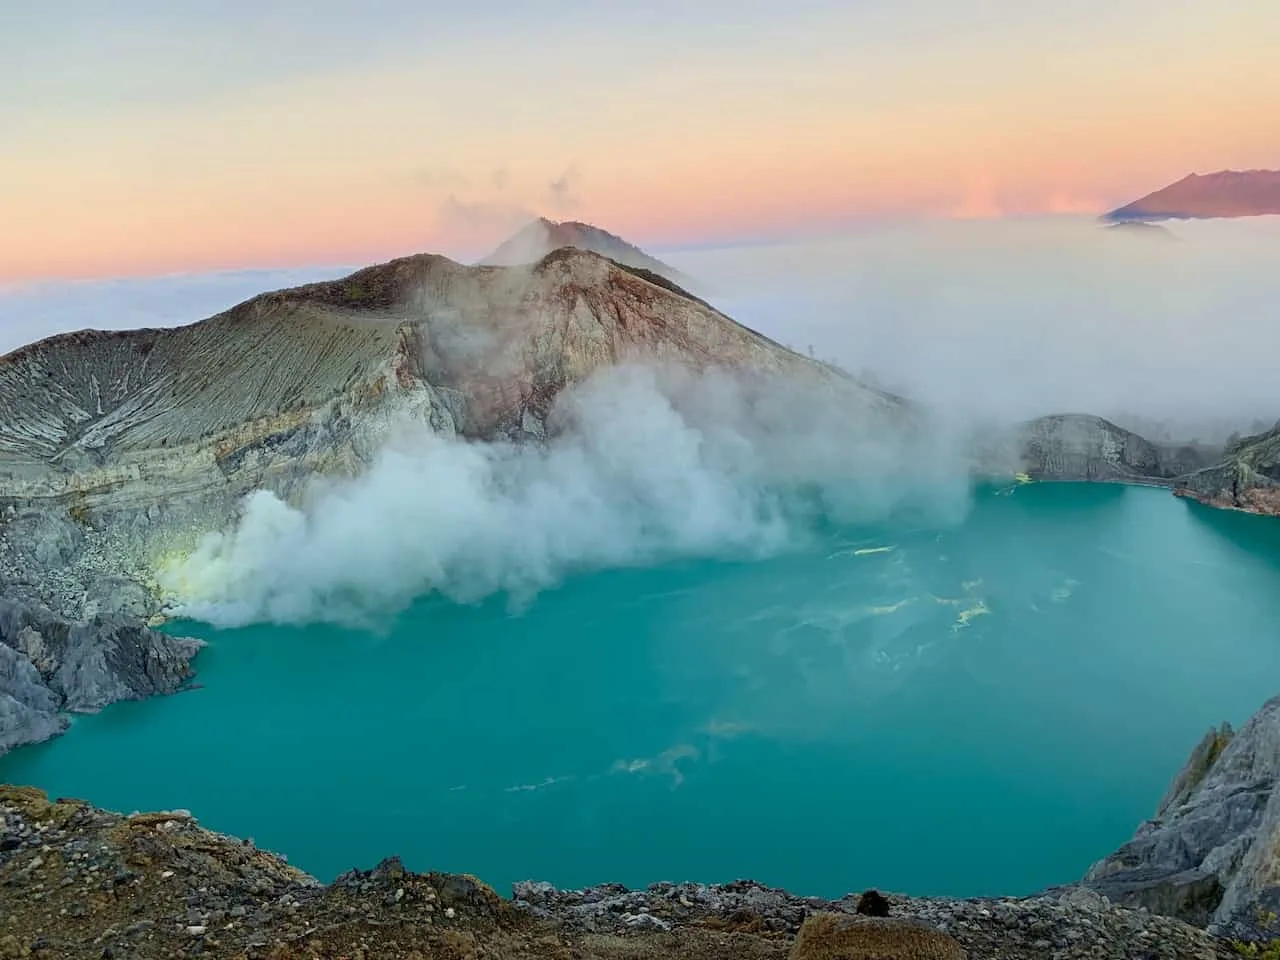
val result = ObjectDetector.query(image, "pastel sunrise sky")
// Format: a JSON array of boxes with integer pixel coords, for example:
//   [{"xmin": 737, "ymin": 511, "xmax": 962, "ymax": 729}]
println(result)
[{"xmin": 4, "ymin": 0, "xmax": 1278, "ymax": 282}]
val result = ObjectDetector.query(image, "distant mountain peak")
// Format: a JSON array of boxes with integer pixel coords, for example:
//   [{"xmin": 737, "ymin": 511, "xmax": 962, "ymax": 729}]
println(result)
[
  {"xmin": 480, "ymin": 218, "xmax": 692, "ymax": 288},
  {"xmin": 1104, "ymin": 169, "xmax": 1280, "ymax": 222}
]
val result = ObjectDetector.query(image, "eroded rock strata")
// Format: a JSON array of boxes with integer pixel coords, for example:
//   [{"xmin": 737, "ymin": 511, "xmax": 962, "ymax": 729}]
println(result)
[{"xmin": 0, "ymin": 786, "xmax": 1237, "ymax": 959}]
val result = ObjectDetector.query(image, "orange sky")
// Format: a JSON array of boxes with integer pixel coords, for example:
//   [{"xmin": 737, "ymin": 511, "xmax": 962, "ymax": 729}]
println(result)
[{"xmin": 3, "ymin": 1, "xmax": 1278, "ymax": 282}]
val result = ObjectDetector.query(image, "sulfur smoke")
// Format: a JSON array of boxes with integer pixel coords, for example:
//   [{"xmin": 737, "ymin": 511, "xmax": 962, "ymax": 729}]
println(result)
[{"xmin": 163, "ymin": 363, "xmax": 974, "ymax": 627}]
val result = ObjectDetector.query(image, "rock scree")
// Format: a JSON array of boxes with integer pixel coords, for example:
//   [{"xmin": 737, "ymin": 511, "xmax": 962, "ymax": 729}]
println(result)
[{"xmin": 0, "ymin": 786, "xmax": 1239, "ymax": 959}]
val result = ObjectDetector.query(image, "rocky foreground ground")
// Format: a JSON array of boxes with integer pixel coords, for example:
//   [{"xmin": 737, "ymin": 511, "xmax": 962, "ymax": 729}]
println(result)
[{"xmin": 0, "ymin": 786, "xmax": 1244, "ymax": 960}]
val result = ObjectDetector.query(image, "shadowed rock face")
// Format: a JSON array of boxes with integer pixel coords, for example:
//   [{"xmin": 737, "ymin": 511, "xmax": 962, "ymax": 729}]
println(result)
[
  {"xmin": 1014, "ymin": 414, "xmax": 1217, "ymax": 484},
  {"xmin": 1104, "ymin": 170, "xmax": 1280, "ymax": 222},
  {"xmin": 481, "ymin": 217, "xmax": 694, "ymax": 287},
  {"xmin": 1173, "ymin": 424, "xmax": 1280, "ymax": 516},
  {"xmin": 1084, "ymin": 696, "xmax": 1280, "ymax": 941},
  {"xmin": 0, "ymin": 595, "xmax": 202, "ymax": 755},
  {"xmin": 1010, "ymin": 412, "xmax": 1280, "ymax": 519}
]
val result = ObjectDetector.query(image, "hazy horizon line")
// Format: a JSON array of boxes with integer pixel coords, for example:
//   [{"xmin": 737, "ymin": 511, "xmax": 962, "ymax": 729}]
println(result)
[{"xmin": 0, "ymin": 211, "xmax": 1123, "ymax": 289}]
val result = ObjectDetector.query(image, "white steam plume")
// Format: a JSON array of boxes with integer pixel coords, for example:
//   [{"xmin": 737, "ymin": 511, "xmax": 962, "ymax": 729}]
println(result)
[{"xmin": 163, "ymin": 363, "xmax": 973, "ymax": 627}]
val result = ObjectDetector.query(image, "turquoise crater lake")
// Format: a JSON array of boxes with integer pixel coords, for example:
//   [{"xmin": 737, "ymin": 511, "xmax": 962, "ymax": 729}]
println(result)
[{"xmin": 5, "ymin": 483, "xmax": 1280, "ymax": 899}]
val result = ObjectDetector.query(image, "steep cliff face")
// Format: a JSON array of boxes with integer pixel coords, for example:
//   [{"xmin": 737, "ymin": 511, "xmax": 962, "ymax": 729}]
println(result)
[
  {"xmin": 1084, "ymin": 696, "xmax": 1280, "ymax": 942},
  {"xmin": 1015, "ymin": 414, "xmax": 1217, "ymax": 484},
  {"xmin": 1173, "ymin": 424, "xmax": 1280, "ymax": 516}
]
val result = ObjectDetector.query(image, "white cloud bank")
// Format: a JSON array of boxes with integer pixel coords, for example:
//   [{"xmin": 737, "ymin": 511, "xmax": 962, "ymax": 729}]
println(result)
[{"xmin": 162, "ymin": 364, "xmax": 971, "ymax": 627}]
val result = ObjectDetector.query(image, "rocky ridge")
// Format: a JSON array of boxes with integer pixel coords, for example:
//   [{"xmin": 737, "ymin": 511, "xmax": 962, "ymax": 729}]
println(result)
[
  {"xmin": 1174, "ymin": 424, "xmax": 1280, "ymax": 515},
  {"xmin": 1104, "ymin": 170, "xmax": 1280, "ymax": 222},
  {"xmin": 0, "ymin": 785, "xmax": 1238, "ymax": 959}
]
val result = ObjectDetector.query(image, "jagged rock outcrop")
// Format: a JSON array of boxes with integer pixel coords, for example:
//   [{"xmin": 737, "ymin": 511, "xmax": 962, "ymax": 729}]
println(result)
[
  {"xmin": 1015, "ymin": 414, "xmax": 1217, "ymax": 484},
  {"xmin": 0, "ymin": 786, "xmax": 1237, "ymax": 959},
  {"xmin": 0, "ymin": 594, "xmax": 202, "ymax": 755},
  {"xmin": 1083, "ymin": 695, "xmax": 1280, "ymax": 942},
  {"xmin": 481, "ymin": 217, "xmax": 694, "ymax": 288},
  {"xmin": 0, "ymin": 242, "xmax": 1266, "ymax": 758},
  {"xmin": 1174, "ymin": 424, "xmax": 1280, "ymax": 516}
]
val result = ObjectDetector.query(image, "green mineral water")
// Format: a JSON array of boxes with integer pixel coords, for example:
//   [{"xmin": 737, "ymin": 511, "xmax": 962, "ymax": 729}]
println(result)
[{"xmin": 5, "ymin": 483, "xmax": 1280, "ymax": 899}]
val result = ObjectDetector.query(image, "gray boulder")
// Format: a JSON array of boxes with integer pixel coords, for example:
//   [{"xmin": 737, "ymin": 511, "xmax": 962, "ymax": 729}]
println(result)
[
  {"xmin": 0, "ymin": 640, "xmax": 69, "ymax": 753},
  {"xmin": 0, "ymin": 592, "xmax": 204, "ymax": 756}
]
